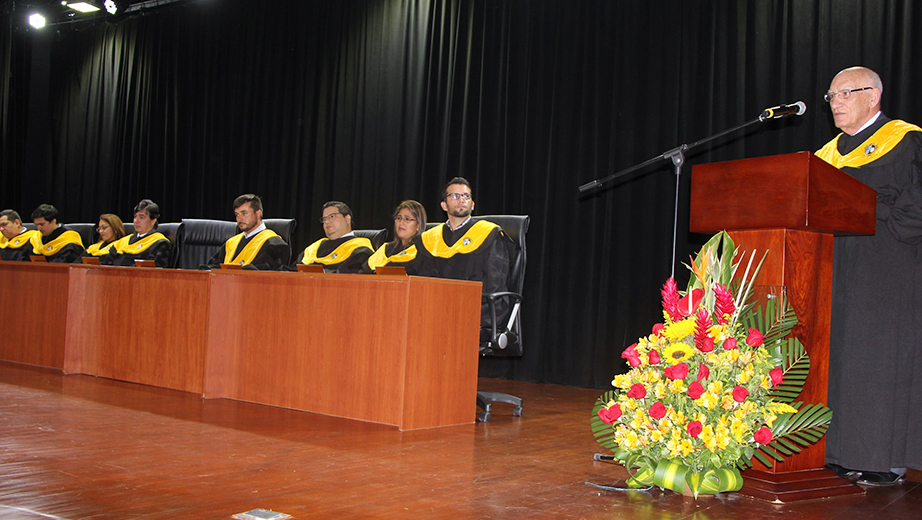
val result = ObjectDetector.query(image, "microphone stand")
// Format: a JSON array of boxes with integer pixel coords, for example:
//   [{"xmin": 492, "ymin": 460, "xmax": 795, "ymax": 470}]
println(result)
[{"xmin": 579, "ymin": 112, "xmax": 776, "ymax": 278}]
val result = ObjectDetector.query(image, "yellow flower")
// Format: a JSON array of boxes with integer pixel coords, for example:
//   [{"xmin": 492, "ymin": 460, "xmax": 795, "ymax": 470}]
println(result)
[
  {"xmin": 663, "ymin": 342, "xmax": 695, "ymax": 364},
  {"xmin": 664, "ymin": 318, "xmax": 696, "ymax": 341},
  {"xmin": 720, "ymin": 395, "xmax": 735, "ymax": 410},
  {"xmin": 737, "ymin": 363, "xmax": 755, "ymax": 384},
  {"xmin": 701, "ymin": 392, "xmax": 719, "ymax": 410},
  {"xmin": 707, "ymin": 380, "xmax": 724, "ymax": 394},
  {"xmin": 669, "ymin": 379, "xmax": 686, "ymax": 394}
]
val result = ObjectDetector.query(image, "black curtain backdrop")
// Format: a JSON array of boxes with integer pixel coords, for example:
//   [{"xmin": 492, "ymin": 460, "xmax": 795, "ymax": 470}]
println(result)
[{"xmin": 2, "ymin": 0, "xmax": 921, "ymax": 388}]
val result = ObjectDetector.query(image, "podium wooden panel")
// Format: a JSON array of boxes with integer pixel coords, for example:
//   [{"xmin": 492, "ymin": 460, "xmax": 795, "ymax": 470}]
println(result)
[
  {"xmin": 0, "ymin": 262, "xmax": 71, "ymax": 369},
  {"xmin": 63, "ymin": 265, "xmax": 211, "ymax": 394},
  {"xmin": 691, "ymin": 151, "xmax": 875, "ymax": 501},
  {"xmin": 204, "ymin": 270, "xmax": 482, "ymax": 431}
]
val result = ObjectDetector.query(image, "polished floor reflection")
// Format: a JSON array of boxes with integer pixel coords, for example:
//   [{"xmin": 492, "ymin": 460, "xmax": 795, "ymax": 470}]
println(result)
[{"xmin": 1, "ymin": 361, "xmax": 919, "ymax": 519}]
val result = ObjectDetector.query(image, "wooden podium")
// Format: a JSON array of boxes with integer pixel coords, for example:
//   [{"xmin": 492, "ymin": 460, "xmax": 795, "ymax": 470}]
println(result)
[{"xmin": 690, "ymin": 151, "xmax": 875, "ymax": 502}]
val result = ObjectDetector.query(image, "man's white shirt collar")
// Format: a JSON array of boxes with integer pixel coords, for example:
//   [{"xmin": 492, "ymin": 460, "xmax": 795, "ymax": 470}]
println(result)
[
  {"xmin": 244, "ymin": 223, "xmax": 267, "ymax": 240},
  {"xmin": 849, "ymin": 111, "xmax": 882, "ymax": 136},
  {"xmin": 447, "ymin": 215, "xmax": 472, "ymax": 232}
]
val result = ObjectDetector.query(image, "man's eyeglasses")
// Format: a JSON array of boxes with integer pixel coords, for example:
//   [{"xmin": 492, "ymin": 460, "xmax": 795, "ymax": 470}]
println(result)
[
  {"xmin": 824, "ymin": 87, "xmax": 874, "ymax": 103},
  {"xmin": 446, "ymin": 193, "xmax": 472, "ymax": 201},
  {"xmin": 319, "ymin": 212, "xmax": 342, "ymax": 224},
  {"xmin": 394, "ymin": 216, "xmax": 417, "ymax": 223}
]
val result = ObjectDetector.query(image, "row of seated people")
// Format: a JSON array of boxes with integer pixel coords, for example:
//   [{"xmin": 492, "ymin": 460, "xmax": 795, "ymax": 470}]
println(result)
[{"xmin": 0, "ymin": 180, "xmax": 515, "ymax": 326}]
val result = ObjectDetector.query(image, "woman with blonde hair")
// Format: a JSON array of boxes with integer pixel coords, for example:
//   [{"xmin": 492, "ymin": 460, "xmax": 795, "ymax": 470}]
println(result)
[{"xmin": 365, "ymin": 200, "xmax": 427, "ymax": 274}]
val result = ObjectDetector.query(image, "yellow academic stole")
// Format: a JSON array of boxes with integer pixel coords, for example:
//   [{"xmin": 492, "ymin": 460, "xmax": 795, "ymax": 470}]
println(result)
[
  {"xmin": 367, "ymin": 243, "xmax": 418, "ymax": 271},
  {"xmin": 224, "ymin": 229, "xmax": 280, "ymax": 265},
  {"xmin": 816, "ymin": 120, "xmax": 922, "ymax": 169},
  {"xmin": 0, "ymin": 229, "xmax": 41, "ymax": 250},
  {"xmin": 113, "ymin": 233, "xmax": 168, "ymax": 254},
  {"xmin": 301, "ymin": 237, "xmax": 373, "ymax": 265},
  {"xmin": 86, "ymin": 241, "xmax": 117, "ymax": 256},
  {"xmin": 420, "ymin": 220, "xmax": 499, "ymax": 258},
  {"xmin": 36, "ymin": 230, "xmax": 84, "ymax": 256}
]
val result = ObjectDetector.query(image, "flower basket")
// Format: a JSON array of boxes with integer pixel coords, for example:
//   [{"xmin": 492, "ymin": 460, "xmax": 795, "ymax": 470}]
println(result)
[{"xmin": 591, "ymin": 232, "xmax": 832, "ymax": 498}]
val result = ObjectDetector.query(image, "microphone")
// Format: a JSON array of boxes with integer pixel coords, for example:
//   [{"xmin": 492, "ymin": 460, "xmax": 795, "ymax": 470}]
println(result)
[
  {"xmin": 593, "ymin": 454, "xmax": 616, "ymax": 461},
  {"xmin": 760, "ymin": 101, "xmax": 806, "ymax": 120}
]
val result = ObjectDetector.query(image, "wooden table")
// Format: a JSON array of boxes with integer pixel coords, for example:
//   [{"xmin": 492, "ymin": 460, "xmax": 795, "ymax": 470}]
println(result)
[{"xmin": 0, "ymin": 263, "xmax": 482, "ymax": 430}]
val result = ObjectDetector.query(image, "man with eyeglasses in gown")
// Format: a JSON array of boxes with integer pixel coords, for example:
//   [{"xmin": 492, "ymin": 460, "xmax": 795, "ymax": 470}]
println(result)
[
  {"xmin": 294, "ymin": 201, "xmax": 373, "ymax": 274},
  {"xmin": 419, "ymin": 177, "xmax": 514, "ymax": 330},
  {"xmin": 817, "ymin": 66, "xmax": 922, "ymax": 486}
]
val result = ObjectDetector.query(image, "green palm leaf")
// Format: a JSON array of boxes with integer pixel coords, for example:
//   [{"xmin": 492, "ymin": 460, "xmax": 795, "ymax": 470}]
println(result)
[
  {"xmin": 741, "ymin": 402, "xmax": 833, "ymax": 469},
  {"xmin": 591, "ymin": 391, "xmax": 618, "ymax": 452},
  {"xmin": 769, "ymin": 338, "xmax": 811, "ymax": 403}
]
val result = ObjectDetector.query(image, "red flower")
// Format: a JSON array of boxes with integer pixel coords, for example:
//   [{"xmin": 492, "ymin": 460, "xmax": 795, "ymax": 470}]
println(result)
[
  {"xmin": 746, "ymin": 328, "xmax": 764, "ymax": 347},
  {"xmin": 695, "ymin": 308, "xmax": 714, "ymax": 352},
  {"xmin": 597, "ymin": 404, "xmax": 622, "ymax": 424},
  {"xmin": 687, "ymin": 381, "xmax": 704, "ymax": 399},
  {"xmin": 649, "ymin": 402, "xmax": 666, "ymax": 419},
  {"xmin": 687, "ymin": 420, "xmax": 703, "ymax": 438},
  {"xmin": 678, "ymin": 288, "xmax": 705, "ymax": 317},
  {"xmin": 661, "ymin": 278, "xmax": 681, "ymax": 321},
  {"xmin": 714, "ymin": 283, "xmax": 735, "ymax": 324},
  {"xmin": 722, "ymin": 337, "xmax": 737, "ymax": 350},
  {"xmin": 732, "ymin": 385, "xmax": 749, "ymax": 403},
  {"xmin": 664, "ymin": 362, "xmax": 689, "ymax": 380},
  {"xmin": 696, "ymin": 363, "xmax": 710, "ymax": 382},
  {"xmin": 754, "ymin": 427, "xmax": 773, "ymax": 444},
  {"xmin": 647, "ymin": 350, "xmax": 661, "ymax": 365},
  {"xmin": 622, "ymin": 343, "xmax": 641, "ymax": 367},
  {"xmin": 652, "ymin": 323, "xmax": 665, "ymax": 336},
  {"xmin": 769, "ymin": 367, "xmax": 783, "ymax": 388},
  {"xmin": 627, "ymin": 384, "xmax": 647, "ymax": 399}
]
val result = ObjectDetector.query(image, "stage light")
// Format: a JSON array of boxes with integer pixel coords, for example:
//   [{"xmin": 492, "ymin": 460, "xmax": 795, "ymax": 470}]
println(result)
[
  {"xmin": 28, "ymin": 13, "xmax": 47, "ymax": 29},
  {"xmin": 66, "ymin": 2, "xmax": 102, "ymax": 13},
  {"xmin": 104, "ymin": 0, "xmax": 119, "ymax": 15}
]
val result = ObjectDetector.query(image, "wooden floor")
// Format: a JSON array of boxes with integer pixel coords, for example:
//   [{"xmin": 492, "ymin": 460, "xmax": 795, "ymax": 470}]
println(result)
[{"xmin": 2, "ymin": 361, "xmax": 921, "ymax": 519}]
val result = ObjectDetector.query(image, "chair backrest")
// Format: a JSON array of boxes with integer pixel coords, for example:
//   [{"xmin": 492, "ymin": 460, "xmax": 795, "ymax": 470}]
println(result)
[
  {"xmin": 354, "ymin": 229, "xmax": 388, "ymax": 250},
  {"xmin": 264, "ymin": 218, "xmax": 297, "ymax": 263},
  {"xmin": 156, "ymin": 223, "xmax": 184, "ymax": 268},
  {"xmin": 177, "ymin": 219, "xmax": 239, "ymax": 269},
  {"xmin": 477, "ymin": 215, "xmax": 529, "ymax": 296}
]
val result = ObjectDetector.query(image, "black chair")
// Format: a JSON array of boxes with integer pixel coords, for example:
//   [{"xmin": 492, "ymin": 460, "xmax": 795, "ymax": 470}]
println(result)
[
  {"xmin": 354, "ymin": 229, "xmax": 388, "ymax": 250},
  {"xmin": 264, "ymin": 218, "xmax": 297, "ymax": 263},
  {"xmin": 474, "ymin": 215, "xmax": 530, "ymax": 422},
  {"xmin": 176, "ymin": 219, "xmax": 239, "ymax": 270},
  {"xmin": 156, "ymin": 223, "xmax": 184, "ymax": 268}
]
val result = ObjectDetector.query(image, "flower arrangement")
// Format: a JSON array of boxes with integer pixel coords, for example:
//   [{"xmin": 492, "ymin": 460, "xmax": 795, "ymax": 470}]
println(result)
[{"xmin": 591, "ymin": 232, "xmax": 832, "ymax": 497}]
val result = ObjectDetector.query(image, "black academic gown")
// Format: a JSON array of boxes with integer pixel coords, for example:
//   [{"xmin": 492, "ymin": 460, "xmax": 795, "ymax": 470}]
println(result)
[
  {"xmin": 103, "ymin": 231, "xmax": 172, "ymax": 267},
  {"xmin": 204, "ymin": 230, "xmax": 290, "ymax": 270},
  {"xmin": 36, "ymin": 226, "xmax": 85, "ymax": 263},
  {"xmin": 362, "ymin": 237, "xmax": 425, "ymax": 275},
  {"xmin": 0, "ymin": 230, "xmax": 40, "ymax": 261},
  {"xmin": 818, "ymin": 115, "xmax": 922, "ymax": 472},
  {"xmin": 419, "ymin": 218, "xmax": 514, "ymax": 328},
  {"xmin": 294, "ymin": 235, "xmax": 374, "ymax": 274}
]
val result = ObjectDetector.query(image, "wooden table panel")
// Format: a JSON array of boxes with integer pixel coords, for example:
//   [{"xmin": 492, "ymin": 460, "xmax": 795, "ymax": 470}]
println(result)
[{"xmin": 0, "ymin": 263, "xmax": 71, "ymax": 369}]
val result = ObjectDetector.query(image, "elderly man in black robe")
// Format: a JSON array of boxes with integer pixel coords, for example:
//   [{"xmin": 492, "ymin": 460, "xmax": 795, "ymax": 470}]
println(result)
[{"xmin": 817, "ymin": 66, "xmax": 922, "ymax": 486}]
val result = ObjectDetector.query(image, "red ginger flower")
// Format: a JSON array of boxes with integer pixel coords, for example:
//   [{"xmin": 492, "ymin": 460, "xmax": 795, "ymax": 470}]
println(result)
[
  {"xmin": 661, "ymin": 277, "xmax": 681, "ymax": 321},
  {"xmin": 694, "ymin": 308, "xmax": 714, "ymax": 352},
  {"xmin": 714, "ymin": 283, "xmax": 735, "ymax": 324}
]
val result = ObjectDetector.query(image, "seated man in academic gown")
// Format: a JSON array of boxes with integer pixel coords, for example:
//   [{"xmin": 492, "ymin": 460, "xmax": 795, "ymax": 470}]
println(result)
[
  {"xmin": 418, "ymin": 177, "xmax": 515, "ymax": 328},
  {"xmin": 203, "ymin": 194, "xmax": 290, "ymax": 270},
  {"xmin": 102, "ymin": 199, "xmax": 172, "ymax": 268},
  {"xmin": 30, "ymin": 204, "xmax": 85, "ymax": 263},
  {"xmin": 0, "ymin": 210, "xmax": 43, "ymax": 262},
  {"xmin": 294, "ymin": 201, "xmax": 373, "ymax": 273}
]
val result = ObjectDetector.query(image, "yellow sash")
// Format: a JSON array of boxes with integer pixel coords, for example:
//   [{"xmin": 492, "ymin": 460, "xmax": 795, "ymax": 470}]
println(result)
[
  {"xmin": 367, "ymin": 243, "xmax": 418, "ymax": 271},
  {"xmin": 86, "ymin": 240, "xmax": 117, "ymax": 256},
  {"xmin": 816, "ymin": 119, "xmax": 922, "ymax": 169},
  {"xmin": 420, "ymin": 220, "xmax": 499, "ymax": 258},
  {"xmin": 36, "ymin": 229, "xmax": 84, "ymax": 256},
  {"xmin": 113, "ymin": 232, "xmax": 168, "ymax": 255},
  {"xmin": 224, "ymin": 229, "xmax": 280, "ymax": 265},
  {"xmin": 301, "ymin": 237, "xmax": 374, "ymax": 265},
  {"xmin": 0, "ymin": 229, "xmax": 41, "ymax": 250}
]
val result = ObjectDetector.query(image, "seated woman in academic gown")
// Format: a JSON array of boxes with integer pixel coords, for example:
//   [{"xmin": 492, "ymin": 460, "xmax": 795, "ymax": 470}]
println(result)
[
  {"xmin": 363, "ymin": 200, "xmax": 427, "ymax": 275},
  {"xmin": 102, "ymin": 199, "xmax": 172, "ymax": 268},
  {"xmin": 81, "ymin": 214, "xmax": 126, "ymax": 261}
]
